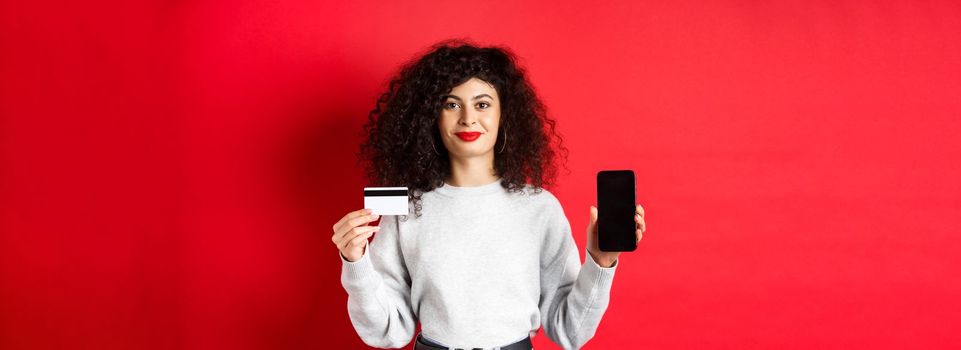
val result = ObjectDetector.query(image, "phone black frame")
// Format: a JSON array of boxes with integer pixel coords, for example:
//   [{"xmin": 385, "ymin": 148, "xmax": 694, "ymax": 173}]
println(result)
[{"xmin": 597, "ymin": 170, "xmax": 637, "ymax": 252}]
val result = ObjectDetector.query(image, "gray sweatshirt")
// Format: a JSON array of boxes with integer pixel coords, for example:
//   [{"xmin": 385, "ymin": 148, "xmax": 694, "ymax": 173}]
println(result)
[{"xmin": 340, "ymin": 178, "xmax": 617, "ymax": 349}]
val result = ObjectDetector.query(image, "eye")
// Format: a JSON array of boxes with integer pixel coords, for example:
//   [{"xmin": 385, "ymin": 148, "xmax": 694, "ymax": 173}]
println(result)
[
  {"xmin": 444, "ymin": 102, "xmax": 460, "ymax": 110},
  {"xmin": 477, "ymin": 102, "xmax": 490, "ymax": 109}
]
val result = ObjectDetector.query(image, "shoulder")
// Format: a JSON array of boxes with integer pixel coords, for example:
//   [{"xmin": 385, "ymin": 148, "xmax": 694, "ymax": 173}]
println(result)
[{"xmin": 511, "ymin": 183, "xmax": 565, "ymax": 215}]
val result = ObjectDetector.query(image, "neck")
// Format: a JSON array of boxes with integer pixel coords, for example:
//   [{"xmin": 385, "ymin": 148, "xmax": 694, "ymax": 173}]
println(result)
[{"xmin": 447, "ymin": 152, "xmax": 498, "ymax": 187}]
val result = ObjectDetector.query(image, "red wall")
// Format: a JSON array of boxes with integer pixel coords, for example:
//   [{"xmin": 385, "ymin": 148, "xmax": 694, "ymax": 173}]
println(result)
[{"xmin": 2, "ymin": 1, "xmax": 960, "ymax": 349}]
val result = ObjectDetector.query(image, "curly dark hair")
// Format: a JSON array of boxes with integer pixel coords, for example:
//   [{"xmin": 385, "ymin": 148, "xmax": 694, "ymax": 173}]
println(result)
[{"xmin": 358, "ymin": 38, "xmax": 569, "ymax": 218}]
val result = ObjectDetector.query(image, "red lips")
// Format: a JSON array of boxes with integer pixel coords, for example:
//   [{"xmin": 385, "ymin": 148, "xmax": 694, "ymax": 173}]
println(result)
[{"xmin": 454, "ymin": 132, "xmax": 482, "ymax": 142}]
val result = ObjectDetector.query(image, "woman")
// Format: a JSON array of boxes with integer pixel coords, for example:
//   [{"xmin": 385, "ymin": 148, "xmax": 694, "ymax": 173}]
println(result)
[{"xmin": 331, "ymin": 39, "xmax": 646, "ymax": 350}]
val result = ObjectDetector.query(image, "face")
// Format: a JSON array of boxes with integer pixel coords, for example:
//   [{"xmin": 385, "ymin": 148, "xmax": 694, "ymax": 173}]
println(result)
[{"xmin": 437, "ymin": 77, "xmax": 501, "ymax": 159}]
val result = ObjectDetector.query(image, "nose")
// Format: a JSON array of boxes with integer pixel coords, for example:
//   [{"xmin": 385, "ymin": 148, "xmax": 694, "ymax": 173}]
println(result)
[
  {"xmin": 458, "ymin": 109, "xmax": 479, "ymax": 127},
  {"xmin": 459, "ymin": 118, "xmax": 477, "ymax": 126}
]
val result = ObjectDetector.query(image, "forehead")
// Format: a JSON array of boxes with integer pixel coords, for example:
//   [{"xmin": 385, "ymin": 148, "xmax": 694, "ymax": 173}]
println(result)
[{"xmin": 447, "ymin": 77, "xmax": 498, "ymax": 98}]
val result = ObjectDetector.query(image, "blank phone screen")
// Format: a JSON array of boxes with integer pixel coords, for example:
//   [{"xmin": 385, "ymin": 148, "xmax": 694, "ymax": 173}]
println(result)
[{"xmin": 597, "ymin": 170, "xmax": 637, "ymax": 252}]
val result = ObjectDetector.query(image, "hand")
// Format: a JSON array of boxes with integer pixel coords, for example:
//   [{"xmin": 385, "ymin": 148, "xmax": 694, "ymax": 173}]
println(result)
[
  {"xmin": 332, "ymin": 208, "xmax": 381, "ymax": 262},
  {"xmin": 586, "ymin": 203, "xmax": 646, "ymax": 267}
]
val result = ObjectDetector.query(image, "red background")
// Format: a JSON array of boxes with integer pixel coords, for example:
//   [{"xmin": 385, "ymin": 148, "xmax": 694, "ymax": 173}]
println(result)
[{"xmin": 2, "ymin": 1, "xmax": 960, "ymax": 349}]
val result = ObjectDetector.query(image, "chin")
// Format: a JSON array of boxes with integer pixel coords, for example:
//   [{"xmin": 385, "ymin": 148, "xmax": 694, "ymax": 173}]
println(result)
[{"xmin": 450, "ymin": 147, "xmax": 495, "ymax": 158}]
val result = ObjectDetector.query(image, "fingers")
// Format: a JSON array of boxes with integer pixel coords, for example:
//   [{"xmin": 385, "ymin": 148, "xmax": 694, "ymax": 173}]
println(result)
[
  {"xmin": 346, "ymin": 213, "xmax": 380, "ymax": 231},
  {"xmin": 635, "ymin": 213, "xmax": 646, "ymax": 233},
  {"xmin": 348, "ymin": 231, "xmax": 374, "ymax": 250},
  {"xmin": 334, "ymin": 225, "xmax": 380, "ymax": 250},
  {"xmin": 635, "ymin": 203, "xmax": 646, "ymax": 241},
  {"xmin": 334, "ymin": 213, "xmax": 380, "ymax": 240},
  {"xmin": 587, "ymin": 206, "xmax": 598, "ymax": 233},
  {"xmin": 333, "ymin": 208, "xmax": 372, "ymax": 233},
  {"xmin": 334, "ymin": 215, "xmax": 380, "ymax": 243},
  {"xmin": 636, "ymin": 204, "xmax": 646, "ymax": 243},
  {"xmin": 338, "ymin": 231, "xmax": 374, "ymax": 256}
]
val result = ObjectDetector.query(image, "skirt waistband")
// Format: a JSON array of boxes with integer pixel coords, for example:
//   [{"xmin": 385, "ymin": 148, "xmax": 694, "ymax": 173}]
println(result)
[{"xmin": 413, "ymin": 333, "xmax": 533, "ymax": 350}]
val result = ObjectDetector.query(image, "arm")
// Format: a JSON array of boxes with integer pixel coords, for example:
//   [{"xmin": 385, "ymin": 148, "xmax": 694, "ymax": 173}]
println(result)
[
  {"xmin": 539, "ymin": 198, "xmax": 618, "ymax": 349},
  {"xmin": 340, "ymin": 215, "xmax": 417, "ymax": 348}
]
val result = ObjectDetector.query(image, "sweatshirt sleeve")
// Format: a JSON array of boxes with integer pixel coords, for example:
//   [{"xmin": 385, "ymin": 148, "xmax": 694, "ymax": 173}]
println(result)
[
  {"xmin": 539, "ymin": 197, "xmax": 618, "ymax": 349},
  {"xmin": 340, "ymin": 215, "xmax": 417, "ymax": 348}
]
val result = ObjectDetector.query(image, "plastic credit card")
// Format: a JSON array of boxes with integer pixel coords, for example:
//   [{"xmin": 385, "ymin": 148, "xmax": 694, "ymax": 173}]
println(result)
[{"xmin": 363, "ymin": 187, "xmax": 409, "ymax": 216}]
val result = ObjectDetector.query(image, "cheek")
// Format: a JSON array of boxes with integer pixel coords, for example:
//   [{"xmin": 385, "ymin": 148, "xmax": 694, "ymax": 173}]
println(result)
[
  {"xmin": 437, "ymin": 114, "xmax": 455, "ymax": 132},
  {"xmin": 483, "ymin": 113, "xmax": 501, "ymax": 132}
]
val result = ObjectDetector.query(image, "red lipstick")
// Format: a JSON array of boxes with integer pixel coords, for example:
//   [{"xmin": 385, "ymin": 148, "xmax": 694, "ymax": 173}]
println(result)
[{"xmin": 455, "ymin": 132, "xmax": 482, "ymax": 142}]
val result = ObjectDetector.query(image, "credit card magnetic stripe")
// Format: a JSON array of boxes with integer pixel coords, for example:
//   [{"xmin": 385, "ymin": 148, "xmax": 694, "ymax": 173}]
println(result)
[{"xmin": 363, "ymin": 188, "xmax": 409, "ymax": 197}]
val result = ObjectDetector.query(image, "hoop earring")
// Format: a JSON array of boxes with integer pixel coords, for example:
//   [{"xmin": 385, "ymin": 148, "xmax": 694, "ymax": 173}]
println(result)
[
  {"xmin": 431, "ymin": 138, "xmax": 441, "ymax": 156},
  {"xmin": 497, "ymin": 127, "xmax": 508, "ymax": 154}
]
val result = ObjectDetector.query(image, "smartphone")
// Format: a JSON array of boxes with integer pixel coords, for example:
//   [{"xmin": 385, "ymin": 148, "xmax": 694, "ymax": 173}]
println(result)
[{"xmin": 597, "ymin": 170, "xmax": 637, "ymax": 252}]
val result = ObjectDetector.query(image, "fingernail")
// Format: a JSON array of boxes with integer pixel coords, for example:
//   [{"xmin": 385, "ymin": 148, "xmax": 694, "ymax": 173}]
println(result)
[
  {"xmin": 365, "ymin": 208, "xmax": 373, "ymax": 214},
  {"xmin": 372, "ymin": 215, "xmax": 380, "ymax": 220}
]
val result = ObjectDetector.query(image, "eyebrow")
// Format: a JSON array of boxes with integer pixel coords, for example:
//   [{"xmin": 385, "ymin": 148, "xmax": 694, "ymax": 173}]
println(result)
[{"xmin": 442, "ymin": 94, "xmax": 494, "ymax": 101}]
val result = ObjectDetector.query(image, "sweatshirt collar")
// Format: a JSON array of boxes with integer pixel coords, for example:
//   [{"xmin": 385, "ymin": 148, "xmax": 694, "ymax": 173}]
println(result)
[{"xmin": 434, "ymin": 177, "xmax": 504, "ymax": 197}]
